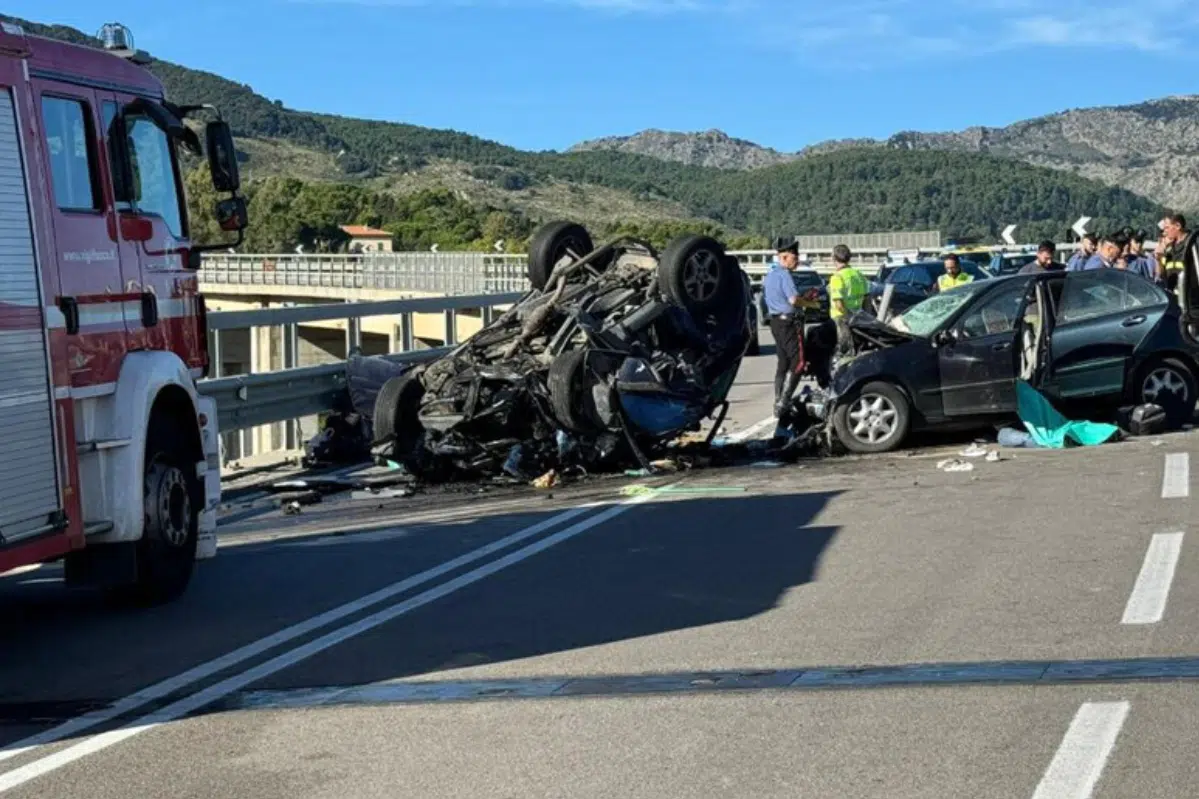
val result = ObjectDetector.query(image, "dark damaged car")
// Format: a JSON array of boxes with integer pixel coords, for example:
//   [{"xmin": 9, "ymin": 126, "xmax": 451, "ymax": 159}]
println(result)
[
  {"xmin": 360, "ymin": 221, "xmax": 753, "ymax": 480},
  {"xmin": 811, "ymin": 247, "xmax": 1199, "ymax": 453}
]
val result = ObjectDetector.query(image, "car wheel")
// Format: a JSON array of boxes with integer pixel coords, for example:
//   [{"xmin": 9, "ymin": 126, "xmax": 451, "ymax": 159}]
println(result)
[
  {"xmin": 373, "ymin": 372, "xmax": 426, "ymax": 456},
  {"xmin": 124, "ymin": 412, "xmax": 200, "ymax": 605},
  {"xmin": 527, "ymin": 221, "xmax": 595, "ymax": 291},
  {"xmin": 1134, "ymin": 356, "xmax": 1197, "ymax": 429},
  {"xmin": 549, "ymin": 349, "xmax": 602, "ymax": 433},
  {"xmin": 832, "ymin": 381, "xmax": 911, "ymax": 454},
  {"xmin": 657, "ymin": 234, "xmax": 736, "ymax": 317}
]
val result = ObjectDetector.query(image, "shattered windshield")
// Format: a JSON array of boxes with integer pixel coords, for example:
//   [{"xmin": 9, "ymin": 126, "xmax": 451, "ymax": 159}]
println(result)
[{"xmin": 892, "ymin": 281, "xmax": 989, "ymax": 337}]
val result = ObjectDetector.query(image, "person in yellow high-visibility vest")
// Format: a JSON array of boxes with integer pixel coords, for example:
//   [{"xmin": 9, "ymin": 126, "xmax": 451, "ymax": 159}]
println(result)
[
  {"xmin": 936, "ymin": 253, "xmax": 974, "ymax": 293},
  {"xmin": 827, "ymin": 243, "xmax": 869, "ymax": 361}
]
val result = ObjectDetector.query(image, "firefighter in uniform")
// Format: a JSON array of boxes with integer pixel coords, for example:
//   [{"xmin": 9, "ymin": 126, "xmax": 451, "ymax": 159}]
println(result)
[
  {"xmin": 936, "ymin": 253, "xmax": 973, "ymax": 292},
  {"xmin": 1156, "ymin": 214, "xmax": 1188, "ymax": 293},
  {"xmin": 763, "ymin": 236, "xmax": 810, "ymax": 413},
  {"xmin": 828, "ymin": 243, "xmax": 868, "ymax": 361}
]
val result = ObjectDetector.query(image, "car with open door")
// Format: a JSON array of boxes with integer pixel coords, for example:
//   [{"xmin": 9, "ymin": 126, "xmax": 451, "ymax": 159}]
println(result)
[{"xmin": 814, "ymin": 263, "xmax": 1199, "ymax": 453}]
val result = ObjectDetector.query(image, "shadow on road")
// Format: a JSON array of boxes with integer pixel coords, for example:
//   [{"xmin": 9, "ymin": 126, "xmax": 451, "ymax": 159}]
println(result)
[
  {"xmin": 0, "ymin": 488, "xmax": 840, "ymax": 746},
  {"xmin": 246, "ymin": 490, "xmax": 841, "ymax": 690}
]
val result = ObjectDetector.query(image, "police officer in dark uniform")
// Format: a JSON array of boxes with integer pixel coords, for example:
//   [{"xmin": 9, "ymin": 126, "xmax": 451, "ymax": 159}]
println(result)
[{"xmin": 762, "ymin": 236, "xmax": 807, "ymax": 414}]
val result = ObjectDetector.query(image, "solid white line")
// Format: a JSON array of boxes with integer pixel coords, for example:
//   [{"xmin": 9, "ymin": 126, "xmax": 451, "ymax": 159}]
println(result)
[
  {"xmin": 0, "ymin": 502, "xmax": 599, "ymax": 766},
  {"xmin": 1031, "ymin": 701, "xmax": 1129, "ymax": 799},
  {"xmin": 1161, "ymin": 453, "xmax": 1189, "ymax": 499},
  {"xmin": 1121, "ymin": 532, "xmax": 1184, "ymax": 625},
  {"xmin": 0, "ymin": 489, "xmax": 661, "ymax": 793}
]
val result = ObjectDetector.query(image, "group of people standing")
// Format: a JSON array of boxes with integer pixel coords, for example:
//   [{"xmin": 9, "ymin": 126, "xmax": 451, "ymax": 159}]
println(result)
[{"xmin": 1056, "ymin": 213, "xmax": 1190, "ymax": 291}]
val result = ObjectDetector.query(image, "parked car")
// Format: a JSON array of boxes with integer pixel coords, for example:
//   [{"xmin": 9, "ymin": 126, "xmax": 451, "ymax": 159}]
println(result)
[
  {"xmin": 989, "ymin": 251, "xmax": 1039, "ymax": 276},
  {"xmin": 758, "ymin": 268, "xmax": 828, "ymax": 326},
  {"xmin": 814, "ymin": 261, "xmax": 1199, "ymax": 453},
  {"xmin": 867, "ymin": 259, "xmax": 994, "ymax": 316},
  {"xmin": 743, "ymin": 272, "xmax": 761, "ymax": 355}
]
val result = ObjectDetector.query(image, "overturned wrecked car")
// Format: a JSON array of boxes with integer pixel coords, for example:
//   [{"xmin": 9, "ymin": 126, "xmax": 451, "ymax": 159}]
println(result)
[
  {"xmin": 357, "ymin": 221, "xmax": 753, "ymax": 481},
  {"xmin": 811, "ymin": 248, "xmax": 1199, "ymax": 453}
]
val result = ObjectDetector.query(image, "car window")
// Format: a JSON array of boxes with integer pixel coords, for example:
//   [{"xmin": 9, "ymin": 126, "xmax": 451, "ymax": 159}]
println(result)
[
  {"xmin": 125, "ymin": 114, "xmax": 186, "ymax": 238},
  {"xmin": 791, "ymin": 272, "xmax": 824, "ymax": 288},
  {"xmin": 1125, "ymin": 271, "xmax": 1167, "ymax": 309},
  {"xmin": 892, "ymin": 279, "xmax": 991, "ymax": 337},
  {"xmin": 41, "ymin": 96, "xmax": 99, "ymax": 212},
  {"xmin": 958, "ymin": 281, "xmax": 1027, "ymax": 338},
  {"xmin": 893, "ymin": 264, "xmax": 935, "ymax": 287},
  {"xmin": 1057, "ymin": 270, "xmax": 1133, "ymax": 324}
]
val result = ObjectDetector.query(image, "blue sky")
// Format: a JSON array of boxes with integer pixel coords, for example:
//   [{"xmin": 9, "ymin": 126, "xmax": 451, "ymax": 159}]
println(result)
[{"xmin": 14, "ymin": 0, "xmax": 1199, "ymax": 153}]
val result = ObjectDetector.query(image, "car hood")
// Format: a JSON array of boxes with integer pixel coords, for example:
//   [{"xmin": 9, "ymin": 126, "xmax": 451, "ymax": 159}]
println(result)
[{"xmin": 846, "ymin": 311, "xmax": 915, "ymax": 350}]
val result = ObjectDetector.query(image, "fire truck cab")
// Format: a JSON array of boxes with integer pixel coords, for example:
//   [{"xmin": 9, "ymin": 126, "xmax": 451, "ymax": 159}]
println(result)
[{"xmin": 0, "ymin": 22, "xmax": 247, "ymax": 602}]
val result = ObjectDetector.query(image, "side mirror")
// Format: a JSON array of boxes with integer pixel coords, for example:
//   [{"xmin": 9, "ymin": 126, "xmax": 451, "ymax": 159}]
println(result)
[
  {"xmin": 206, "ymin": 121, "xmax": 240, "ymax": 193},
  {"xmin": 934, "ymin": 329, "xmax": 956, "ymax": 347},
  {"xmin": 119, "ymin": 214, "xmax": 153, "ymax": 243},
  {"xmin": 215, "ymin": 196, "xmax": 248, "ymax": 232}
]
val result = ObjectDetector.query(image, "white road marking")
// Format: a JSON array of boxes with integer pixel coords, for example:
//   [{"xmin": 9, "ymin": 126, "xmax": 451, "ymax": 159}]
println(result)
[
  {"xmin": 1031, "ymin": 701, "xmax": 1129, "ymax": 799},
  {"xmin": 1161, "ymin": 453, "xmax": 1189, "ymax": 498},
  {"xmin": 0, "ymin": 501, "xmax": 602, "ymax": 766},
  {"xmin": 0, "ymin": 488, "xmax": 662, "ymax": 793},
  {"xmin": 1121, "ymin": 532, "xmax": 1184, "ymax": 625},
  {"xmin": 727, "ymin": 416, "xmax": 776, "ymax": 443}
]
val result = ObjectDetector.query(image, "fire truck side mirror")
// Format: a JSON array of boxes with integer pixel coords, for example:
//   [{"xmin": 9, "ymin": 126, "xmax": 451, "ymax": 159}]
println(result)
[
  {"xmin": 215, "ymin": 196, "xmax": 248, "ymax": 233},
  {"xmin": 205, "ymin": 121, "xmax": 240, "ymax": 193}
]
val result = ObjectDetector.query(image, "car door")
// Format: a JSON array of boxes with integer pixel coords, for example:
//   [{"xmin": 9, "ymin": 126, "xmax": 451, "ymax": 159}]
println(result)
[
  {"xmin": 34, "ymin": 80, "xmax": 130, "ymax": 387},
  {"xmin": 938, "ymin": 278, "xmax": 1032, "ymax": 416},
  {"xmin": 109, "ymin": 91, "xmax": 201, "ymax": 368},
  {"xmin": 1179, "ymin": 230, "xmax": 1199, "ymax": 343},
  {"xmin": 1043, "ymin": 269, "xmax": 1161, "ymax": 400}
]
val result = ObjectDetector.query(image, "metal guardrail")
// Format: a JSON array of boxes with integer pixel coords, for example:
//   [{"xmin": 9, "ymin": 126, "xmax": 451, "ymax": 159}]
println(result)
[
  {"xmin": 199, "ymin": 292, "xmax": 523, "ymax": 462},
  {"xmin": 200, "ymin": 347, "xmax": 453, "ymax": 433}
]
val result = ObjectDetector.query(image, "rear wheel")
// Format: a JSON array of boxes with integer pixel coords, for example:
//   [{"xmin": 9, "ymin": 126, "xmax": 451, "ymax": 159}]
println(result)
[
  {"xmin": 832, "ymin": 381, "xmax": 910, "ymax": 454},
  {"xmin": 527, "ymin": 221, "xmax": 595, "ymax": 291},
  {"xmin": 126, "ymin": 413, "xmax": 200, "ymax": 605},
  {"xmin": 373, "ymin": 372, "xmax": 426, "ymax": 454},
  {"xmin": 1134, "ymin": 356, "xmax": 1197, "ymax": 429}
]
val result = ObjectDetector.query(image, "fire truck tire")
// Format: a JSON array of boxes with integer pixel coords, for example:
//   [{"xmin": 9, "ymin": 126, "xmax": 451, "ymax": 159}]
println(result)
[{"xmin": 128, "ymin": 412, "xmax": 200, "ymax": 605}]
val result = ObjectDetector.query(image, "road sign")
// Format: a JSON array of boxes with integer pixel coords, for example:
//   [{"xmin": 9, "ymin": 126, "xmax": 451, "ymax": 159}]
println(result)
[
  {"xmin": 1001, "ymin": 225, "xmax": 1017, "ymax": 246},
  {"xmin": 430, "ymin": 243, "xmax": 439, "ymax": 253},
  {"xmin": 494, "ymin": 239, "xmax": 505, "ymax": 253},
  {"xmin": 1072, "ymin": 216, "xmax": 1092, "ymax": 238}
]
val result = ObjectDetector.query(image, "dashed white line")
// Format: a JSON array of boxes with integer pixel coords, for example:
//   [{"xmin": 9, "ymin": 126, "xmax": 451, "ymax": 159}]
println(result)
[
  {"xmin": 0, "ymin": 501, "xmax": 600, "ymax": 767},
  {"xmin": 1032, "ymin": 701, "xmax": 1129, "ymax": 799},
  {"xmin": 1121, "ymin": 532, "xmax": 1184, "ymax": 625},
  {"xmin": 0, "ymin": 488, "xmax": 665, "ymax": 793},
  {"xmin": 1160, "ymin": 453, "xmax": 1189, "ymax": 499}
]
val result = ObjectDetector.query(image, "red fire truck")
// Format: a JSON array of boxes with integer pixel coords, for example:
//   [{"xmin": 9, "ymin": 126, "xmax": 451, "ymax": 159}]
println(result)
[{"xmin": 0, "ymin": 22, "xmax": 247, "ymax": 602}]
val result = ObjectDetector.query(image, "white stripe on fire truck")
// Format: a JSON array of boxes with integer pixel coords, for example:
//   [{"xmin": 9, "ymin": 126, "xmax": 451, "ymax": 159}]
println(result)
[{"xmin": 42, "ymin": 298, "xmax": 197, "ymax": 330}]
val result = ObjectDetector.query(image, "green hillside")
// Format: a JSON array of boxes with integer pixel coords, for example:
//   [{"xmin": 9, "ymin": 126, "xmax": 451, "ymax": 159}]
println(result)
[{"xmin": 8, "ymin": 15, "xmax": 1169, "ymax": 252}]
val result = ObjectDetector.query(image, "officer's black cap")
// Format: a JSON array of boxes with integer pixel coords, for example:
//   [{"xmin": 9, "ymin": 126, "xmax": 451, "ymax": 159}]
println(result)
[{"xmin": 774, "ymin": 235, "xmax": 799, "ymax": 254}]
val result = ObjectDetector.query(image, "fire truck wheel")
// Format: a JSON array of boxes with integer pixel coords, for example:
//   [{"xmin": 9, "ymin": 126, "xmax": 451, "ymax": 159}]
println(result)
[{"xmin": 130, "ymin": 413, "xmax": 200, "ymax": 604}]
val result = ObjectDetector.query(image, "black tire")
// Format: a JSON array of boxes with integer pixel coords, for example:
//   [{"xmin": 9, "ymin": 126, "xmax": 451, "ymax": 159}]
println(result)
[
  {"xmin": 657, "ymin": 234, "xmax": 737, "ymax": 316},
  {"xmin": 128, "ymin": 413, "xmax": 200, "ymax": 605},
  {"xmin": 373, "ymin": 372, "xmax": 426, "ymax": 457},
  {"xmin": 548, "ymin": 349, "xmax": 598, "ymax": 433},
  {"xmin": 831, "ymin": 380, "xmax": 911, "ymax": 454},
  {"xmin": 1132, "ymin": 356, "xmax": 1197, "ymax": 430},
  {"xmin": 527, "ymin": 221, "xmax": 594, "ymax": 291}
]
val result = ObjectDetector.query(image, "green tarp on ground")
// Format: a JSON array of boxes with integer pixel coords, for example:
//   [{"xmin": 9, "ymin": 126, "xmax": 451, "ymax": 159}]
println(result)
[{"xmin": 1016, "ymin": 380, "xmax": 1120, "ymax": 448}]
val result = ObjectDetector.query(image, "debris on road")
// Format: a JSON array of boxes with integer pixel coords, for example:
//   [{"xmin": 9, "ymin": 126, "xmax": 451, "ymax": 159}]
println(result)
[
  {"xmin": 937, "ymin": 458, "xmax": 974, "ymax": 473},
  {"xmin": 354, "ymin": 221, "xmax": 754, "ymax": 484},
  {"xmin": 532, "ymin": 470, "xmax": 561, "ymax": 489},
  {"xmin": 959, "ymin": 443, "xmax": 989, "ymax": 458}
]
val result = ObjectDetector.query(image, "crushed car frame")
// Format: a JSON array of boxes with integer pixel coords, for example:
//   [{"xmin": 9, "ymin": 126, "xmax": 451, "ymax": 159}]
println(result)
[{"xmin": 363, "ymin": 221, "xmax": 754, "ymax": 481}]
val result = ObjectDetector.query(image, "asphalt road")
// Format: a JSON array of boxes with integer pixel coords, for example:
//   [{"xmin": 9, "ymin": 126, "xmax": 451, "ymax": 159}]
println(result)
[{"xmin": 3, "ymin": 326, "xmax": 1199, "ymax": 798}]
